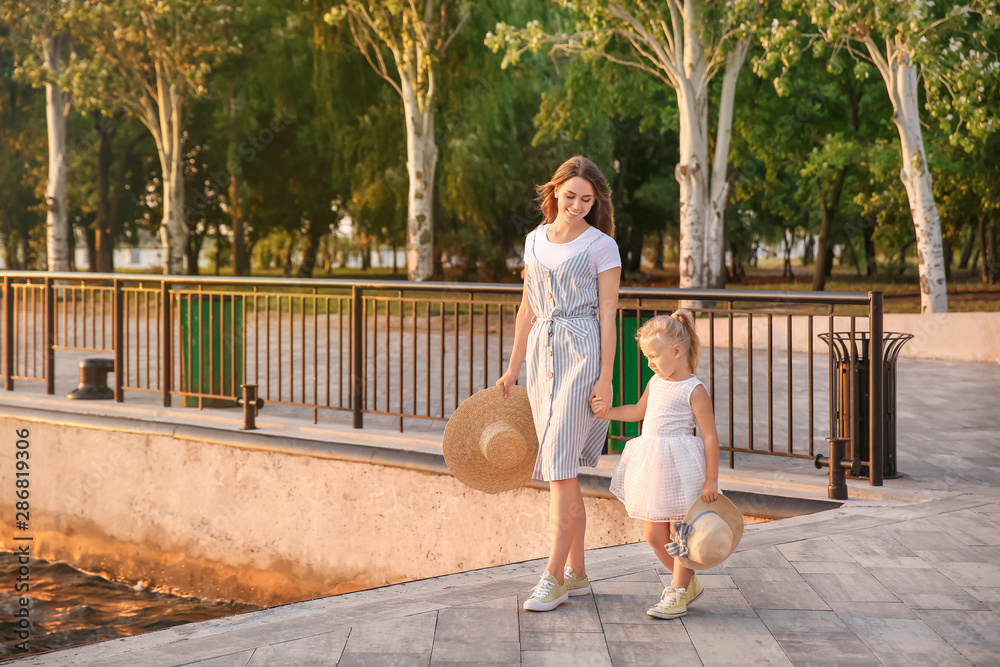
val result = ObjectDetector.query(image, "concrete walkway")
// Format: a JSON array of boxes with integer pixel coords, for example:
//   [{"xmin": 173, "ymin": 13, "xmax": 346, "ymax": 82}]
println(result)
[{"xmin": 12, "ymin": 358, "xmax": 1000, "ymax": 666}]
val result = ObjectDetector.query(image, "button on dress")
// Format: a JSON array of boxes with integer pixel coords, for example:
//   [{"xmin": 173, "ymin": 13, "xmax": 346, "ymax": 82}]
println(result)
[{"xmin": 524, "ymin": 229, "xmax": 610, "ymax": 481}]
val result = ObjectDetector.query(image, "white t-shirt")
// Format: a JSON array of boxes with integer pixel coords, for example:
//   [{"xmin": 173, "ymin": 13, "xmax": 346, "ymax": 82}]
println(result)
[{"xmin": 528, "ymin": 224, "xmax": 621, "ymax": 278}]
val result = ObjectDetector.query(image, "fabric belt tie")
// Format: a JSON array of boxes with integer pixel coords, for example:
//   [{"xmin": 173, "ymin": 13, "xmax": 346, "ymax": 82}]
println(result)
[{"xmin": 533, "ymin": 314, "xmax": 597, "ymax": 339}]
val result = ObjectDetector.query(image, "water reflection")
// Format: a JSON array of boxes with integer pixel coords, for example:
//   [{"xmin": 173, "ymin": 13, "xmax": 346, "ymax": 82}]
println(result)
[{"xmin": 0, "ymin": 552, "xmax": 259, "ymax": 659}]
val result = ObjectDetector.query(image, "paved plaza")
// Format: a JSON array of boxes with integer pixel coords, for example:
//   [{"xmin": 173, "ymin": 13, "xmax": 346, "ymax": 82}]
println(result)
[{"xmin": 8, "ymin": 358, "xmax": 1000, "ymax": 666}]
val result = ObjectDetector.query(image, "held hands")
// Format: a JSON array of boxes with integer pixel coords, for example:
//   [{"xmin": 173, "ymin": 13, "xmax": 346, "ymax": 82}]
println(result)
[
  {"xmin": 589, "ymin": 378, "xmax": 612, "ymax": 419},
  {"xmin": 589, "ymin": 395, "xmax": 608, "ymax": 419},
  {"xmin": 701, "ymin": 480, "xmax": 718, "ymax": 503}
]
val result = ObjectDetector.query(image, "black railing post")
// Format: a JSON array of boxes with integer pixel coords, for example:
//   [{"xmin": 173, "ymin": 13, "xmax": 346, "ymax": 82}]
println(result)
[
  {"xmin": 45, "ymin": 277, "xmax": 55, "ymax": 395},
  {"xmin": 352, "ymin": 285, "xmax": 363, "ymax": 429},
  {"xmin": 4, "ymin": 276, "xmax": 13, "ymax": 390},
  {"xmin": 868, "ymin": 291, "xmax": 884, "ymax": 486},
  {"xmin": 114, "ymin": 279, "xmax": 124, "ymax": 402},
  {"xmin": 162, "ymin": 280, "xmax": 172, "ymax": 407}
]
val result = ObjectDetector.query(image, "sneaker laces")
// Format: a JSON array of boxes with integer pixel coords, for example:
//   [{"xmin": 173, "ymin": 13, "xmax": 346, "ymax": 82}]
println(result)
[
  {"xmin": 532, "ymin": 573, "xmax": 555, "ymax": 598},
  {"xmin": 657, "ymin": 587, "xmax": 682, "ymax": 608}
]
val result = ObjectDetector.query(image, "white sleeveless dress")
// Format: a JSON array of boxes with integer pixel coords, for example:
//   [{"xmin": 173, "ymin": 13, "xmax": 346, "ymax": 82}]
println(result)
[{"xmin": 610, "ymin": 375, "xmax": 708, "ymax": 522}]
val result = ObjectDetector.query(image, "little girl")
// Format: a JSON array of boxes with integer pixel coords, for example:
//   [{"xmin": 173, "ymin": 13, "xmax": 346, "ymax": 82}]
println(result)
[{"xmin": 590, "ymin": 310, "xmax": 720, "ymax": 620}]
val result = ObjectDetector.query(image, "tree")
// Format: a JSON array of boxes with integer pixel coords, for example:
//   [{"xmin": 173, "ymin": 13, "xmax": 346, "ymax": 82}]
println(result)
[
  {"xmin": 325, "ymin": 1, "xmax": 471, "ymax": 281},
  {"xmin": 70, "ymin": 0, "xmax": 240, "ymax": 275},
  {"xmin": 1, "ymin": 2, "xmax": 76, "ymax": 271},
  {"xmin": 769, "ymin": 0, "xmax": 1000, "ymax": 312},
  {"xmin": 490, "ymin": 1, "xmax": 759, "ymax": 292}
]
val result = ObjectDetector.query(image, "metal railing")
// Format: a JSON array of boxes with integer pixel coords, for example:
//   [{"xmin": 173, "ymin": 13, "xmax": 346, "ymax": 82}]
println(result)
[{"xmin": 0, "ymin": 272, "xmax": 886, "ymax": 485}]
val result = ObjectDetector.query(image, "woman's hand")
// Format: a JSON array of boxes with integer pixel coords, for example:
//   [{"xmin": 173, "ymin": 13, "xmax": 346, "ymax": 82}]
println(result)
[
  {"xmin": 589, "ymin": 377, "xmax": 612, "ymax": 419},
  {"xmin": 701, "ymin": 481, "xmax": 718, "ymax": 503},
  {"xmin": 496, "ymin": 370, "xmax": 518, "ymax": 398}
]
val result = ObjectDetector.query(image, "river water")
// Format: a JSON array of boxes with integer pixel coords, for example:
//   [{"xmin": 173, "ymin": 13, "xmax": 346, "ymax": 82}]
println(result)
[{"xmin": 0, "ymin": 552, "xmax": 259, "ymax": 660}]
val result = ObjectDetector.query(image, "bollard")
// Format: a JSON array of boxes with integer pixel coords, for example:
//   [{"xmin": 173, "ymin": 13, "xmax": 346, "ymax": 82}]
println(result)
[
  {"xmin": 67, "ymin": 358, "xmax": 116, "ymax": 400},
  {"xmin": 236, "ymin": 384, "xmax": 265, "ymax": 430},
  {"xmin": 814, "ymin": 437, "xmax": 851, "ymax": 500}
]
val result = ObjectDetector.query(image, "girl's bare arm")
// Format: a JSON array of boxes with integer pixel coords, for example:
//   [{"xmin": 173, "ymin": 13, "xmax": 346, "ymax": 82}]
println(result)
[
  {"xmin": 592, "ymin": 383, "xmax": 649, "ymax": 423},
  {"xmin": 691, "ymin": 385, "xmax": 720, "ymax": 502},
  {"xmin": 496, "ymin": 288, "xmax": 534, "ymax": 397}
]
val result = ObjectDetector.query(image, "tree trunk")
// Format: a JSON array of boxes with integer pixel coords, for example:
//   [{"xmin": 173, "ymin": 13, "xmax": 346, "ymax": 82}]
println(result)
[
  {"xmin": 958, "ymin": 225, "xmax": 976, "ymax": 269},
  {"xmin": 675, "ymin": 79, "xmax": 709, "ymax": 295},
  {"xmin": 149, "ymin": 78, "xmax": 187, "ymax": 276},
  {"xmin": 298, "ymin": 224, "xmax": 323, "ymax": 278},
  {"xmin": 871, "ymin": 41, "xmax": 948, "ymax": 312},
  {"xmin": 401, "ymin": 77, "xmax": 437, "ymax": 281},
  {"xmin": 989, "ymin": 220, "xmax": 998, "ymax": 285},
  {"xmin": 706, "ymin": 40, "xmax": 750, "ymax": 290},
  {"xmin": 43, "ymin": 34, "xmax": 71, "ymax": 272},
  {"xmin": 942, "ymin": 238, "xmax": 951, "ymax": 281},
  {"xmin": 84, "ymin": 227, "xmax": 97, "ymax": 272},
  {"xmin": 228, "ymin": 87, "xmax": 249, "ymax": 276},
  {"xmin": 812, "ymin": 169, "xmax": 847, "ymax": 291},
  {"xmin": 863, "ymin": 223, "xmax": 877, "ymax": 277},
  {"xmin": 95, "ymin": 112, "xmax": 116, "ymax": 273}
]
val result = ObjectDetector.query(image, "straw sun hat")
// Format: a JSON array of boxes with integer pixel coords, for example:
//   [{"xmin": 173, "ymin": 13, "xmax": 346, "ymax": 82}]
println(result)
[
  {"xmin": 665, "ymin": 495, "xmax": 744, "ymax": 570},
  {"xmin": 443, "ymin": 386, "xmax": 539, "ymax": 494}
]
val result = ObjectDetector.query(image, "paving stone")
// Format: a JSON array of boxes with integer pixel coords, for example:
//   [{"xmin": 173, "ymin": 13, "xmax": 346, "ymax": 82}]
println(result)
[
  {"xmin": 827, "ymin": 601, "xmax": 918, "ymax": 620},
  {"xmin": 696, "ymin": 574, "xmax": 737, "ymax": 589},
  {"xmin": 771, "ymin": 633, "xmax": 881, "ymax": 666},
  {"xmin": 828, "ymin": 528, "xmax": 919, "ymax": 567},
  {"xmin": 521, "ymin": 649, "xmax": 612, "ymax": 667},
  {"xmin": 600, "ymin": 622, "xmax": 690, "ymax": 643},
  {"xmin": 186, "ymin": 650, "xmax": 256, "ymax": 666},
  {"xmin": 429, "ymin": 640, "xmax": 520, "ymax": 664},
  {"xmin": 790, "ymin": 560, "xmax": 879, "ymax": 574},
  {"xmin": 722, "ymin": 546, "xmax": 796, "ymax": 570},
  {"xmin": 595, "ymin": 569, "xmax": 661, "ymax": 584},
  {"xmin": 589, "ymin": 581, "xmax": 664, "ymax": 596},
  {"xmin": 736, "ymin": 581, "xmax": 830, "ymax": 610},
  {"xmin": 518, "ymin": 597, "xmax": 603, "ymax": 633},
  {"xmin": 910, "ymin": 546, "xmax": 991, "ymax": 569},
  {"xmin": 89, "ymin": 650, "xmax": 191, "ymax": 667},
  {"xmin": 592, "ymin": 593, "xmax": 662, "ymax": 625},
  {"xmin": 246, "ymin": 629, "xmax": 350, "ymax": 665},
  {"xmin": 685, "ymin": 631, "xmax": 793, "ymax": 666},
  {"xmin": 607, "ymin": 640, "xmax": 701, "ymax": 665},
  {"xmin": 726, "ymin": 567, "xmax": 805, "ymax": 583},
  {"xmin": 519, "ymin": 632, "xmax": 610, "ymax": 652},
  {"xmin": 801, "ymin": 572, "xmax": 900, "ymax": 603},
  {"xmin": 434, "ymin": 607, "xmax": 518, "ymax": 643},
  {"xmin": 153, "ymin": 633, "xmax": 266, "ymax": 660},
  {"xmin": 338, "ymin": 652, "xmax": 432, "ymax": 666},
  {"xmin": 915, "ymin": 609, "xmax": 1000, "ymax": 647},
  {"xmin": 926, "ymin": 512, "xmax": 1000, "ymax": 546},
  {"xmin": 972, "ymin": 546, "xmax": 1000, "ymax": 565},
  {"xmin": 938, "ymin": 561, "xmax": 1000, "ymax": 588},
  {"xmin": 341, "ymin": 612, "xmax": 437, "ymax": 654},
  {"xmin": 775, "ymin": 536, "xmax": 855, "ymax": 562},
  {"xmin": 757, "ymin": 609, "xmax": 852, "ymax": 634},
  {"xmin": 965, "ymin": 586, "xmax": 1000, "ymax": 612}
]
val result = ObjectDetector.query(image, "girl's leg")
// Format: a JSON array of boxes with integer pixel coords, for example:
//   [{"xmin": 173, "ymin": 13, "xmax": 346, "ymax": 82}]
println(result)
[
  {"xmin": 643, "ymin": 521, "xmax": 675, "ymax": 574},
  {"xmin": 672, "ymin": 560, "xmax": 694, "ymax": 589},
  {"xmin": 545, "ymin": 478, "xmax": 586, "ymax": 583}
]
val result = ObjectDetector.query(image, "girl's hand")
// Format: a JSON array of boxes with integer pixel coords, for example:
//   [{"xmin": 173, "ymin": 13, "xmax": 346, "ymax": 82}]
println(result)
[
  {"xmin": 496, "ymin": 370, "xmax": 518, "ymax": 398},
  {"xmin": 701, "ymin": 481, "xmax": 718, "ymax": 503},
  {"xmin": 590, "ymin": 395, "xmax": 608, "ymax": 418},
  {"xmin": 589, "ymin": 378, "xmax": 612, "ymax": 419}
]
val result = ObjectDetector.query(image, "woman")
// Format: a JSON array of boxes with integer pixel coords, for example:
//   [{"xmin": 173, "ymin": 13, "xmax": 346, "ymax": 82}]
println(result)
[{"xmin": 497, "ymin": 155, "xmax": 621, "ymax": 611}]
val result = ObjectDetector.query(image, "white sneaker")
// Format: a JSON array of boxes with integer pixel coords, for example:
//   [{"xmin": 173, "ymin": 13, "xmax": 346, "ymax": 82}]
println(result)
[{"xmin": 523, "ymin": 571, "xmax": 569, "ymax": 612}]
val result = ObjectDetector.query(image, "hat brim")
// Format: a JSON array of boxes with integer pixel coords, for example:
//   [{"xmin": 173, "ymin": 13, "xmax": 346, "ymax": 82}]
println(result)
[
  {"xmin": 443, "ymin": 385, "xmax": 539, "ymax": 494},
  {"xmin": 676, "ymin": 494, "xmax": 744, "ymax": 570}
]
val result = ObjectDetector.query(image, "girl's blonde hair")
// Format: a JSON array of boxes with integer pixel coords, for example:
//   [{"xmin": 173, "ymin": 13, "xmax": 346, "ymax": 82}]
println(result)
[{"xmin": 635, "ymin": 309, "xmax": 700, "ymax": 373}]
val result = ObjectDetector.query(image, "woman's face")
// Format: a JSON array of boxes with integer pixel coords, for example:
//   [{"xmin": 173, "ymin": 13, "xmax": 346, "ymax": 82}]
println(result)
[{"xmin": 554, "ymin": 176, "xmax": 595, "ymax": 225}]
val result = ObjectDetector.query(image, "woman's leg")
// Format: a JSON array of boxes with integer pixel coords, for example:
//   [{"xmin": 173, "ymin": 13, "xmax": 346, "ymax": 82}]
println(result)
[
  {"xmin": 672, "ymin": 561, "xmax": 694, "ymax": 589},
  {"xmin": 545, "ymin": 478, "xmax": 586, "ymax": 583},
  {"xmin": 643, "ymin": 521, "xmax": 675, "ymax": 574}
]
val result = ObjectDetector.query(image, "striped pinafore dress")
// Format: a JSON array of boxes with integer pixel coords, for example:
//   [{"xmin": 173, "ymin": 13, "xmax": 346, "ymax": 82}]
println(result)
[{"xmin": 524, "ymin": 227, "xmax": 610, "ymax": 481}]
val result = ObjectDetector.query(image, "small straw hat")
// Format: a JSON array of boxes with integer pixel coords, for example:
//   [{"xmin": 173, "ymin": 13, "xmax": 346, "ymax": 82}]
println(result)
[
  {"xmin": 665, "ymin": 495, "xmax": 744, "ymax": 570},
  {"xmin": 443, "ymin": 386, "xmax": 539, "ymax": 494}
]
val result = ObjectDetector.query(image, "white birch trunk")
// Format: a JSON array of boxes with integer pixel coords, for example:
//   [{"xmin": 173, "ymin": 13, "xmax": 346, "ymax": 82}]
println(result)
[
  {"xmin": 705, "ymin": 40, "xmax": 750, "ymax": 288},
  {"xmin": 891, "ymin": 56, "xmax": 948, "ymax": 313},
  {"xmin": 401, "ymin": 76, "xmax": 437, "ymax": 282},
  {"xmin": 43, "ymin": 34, "xmax": 70, "ymax": 272},
  {"xmin": 151, "ymin": 76, "xmax": 187, "ymax": 276}
]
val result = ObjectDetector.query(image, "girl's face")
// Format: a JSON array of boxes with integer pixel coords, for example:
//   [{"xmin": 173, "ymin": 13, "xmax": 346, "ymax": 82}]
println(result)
[
  {"xmin": 641, "ymin": 337, "xmax": 688, "ymax": 380},
  {"xmin": 554, "ymin": 176, "xmax": 595, "ymax": 226}
]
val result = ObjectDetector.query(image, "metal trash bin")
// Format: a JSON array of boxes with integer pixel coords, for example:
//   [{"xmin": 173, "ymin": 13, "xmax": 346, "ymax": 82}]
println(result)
[
  {"xmin": 179, "ymin": 294, "xmax": 244, "ymax": 408},
  {"xmin": 607, "ymin": 309, "xmax": 657, "ymax": 453},
  {"xmin": 818, "ymin": 331, "xmax": 912, "ymax": 478}
]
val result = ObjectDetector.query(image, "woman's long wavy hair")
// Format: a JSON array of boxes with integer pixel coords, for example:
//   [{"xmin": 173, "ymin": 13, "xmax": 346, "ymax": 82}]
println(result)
[{"xmin": 534, "ymin": 156, "xmax": 615, "ymax": 238}]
